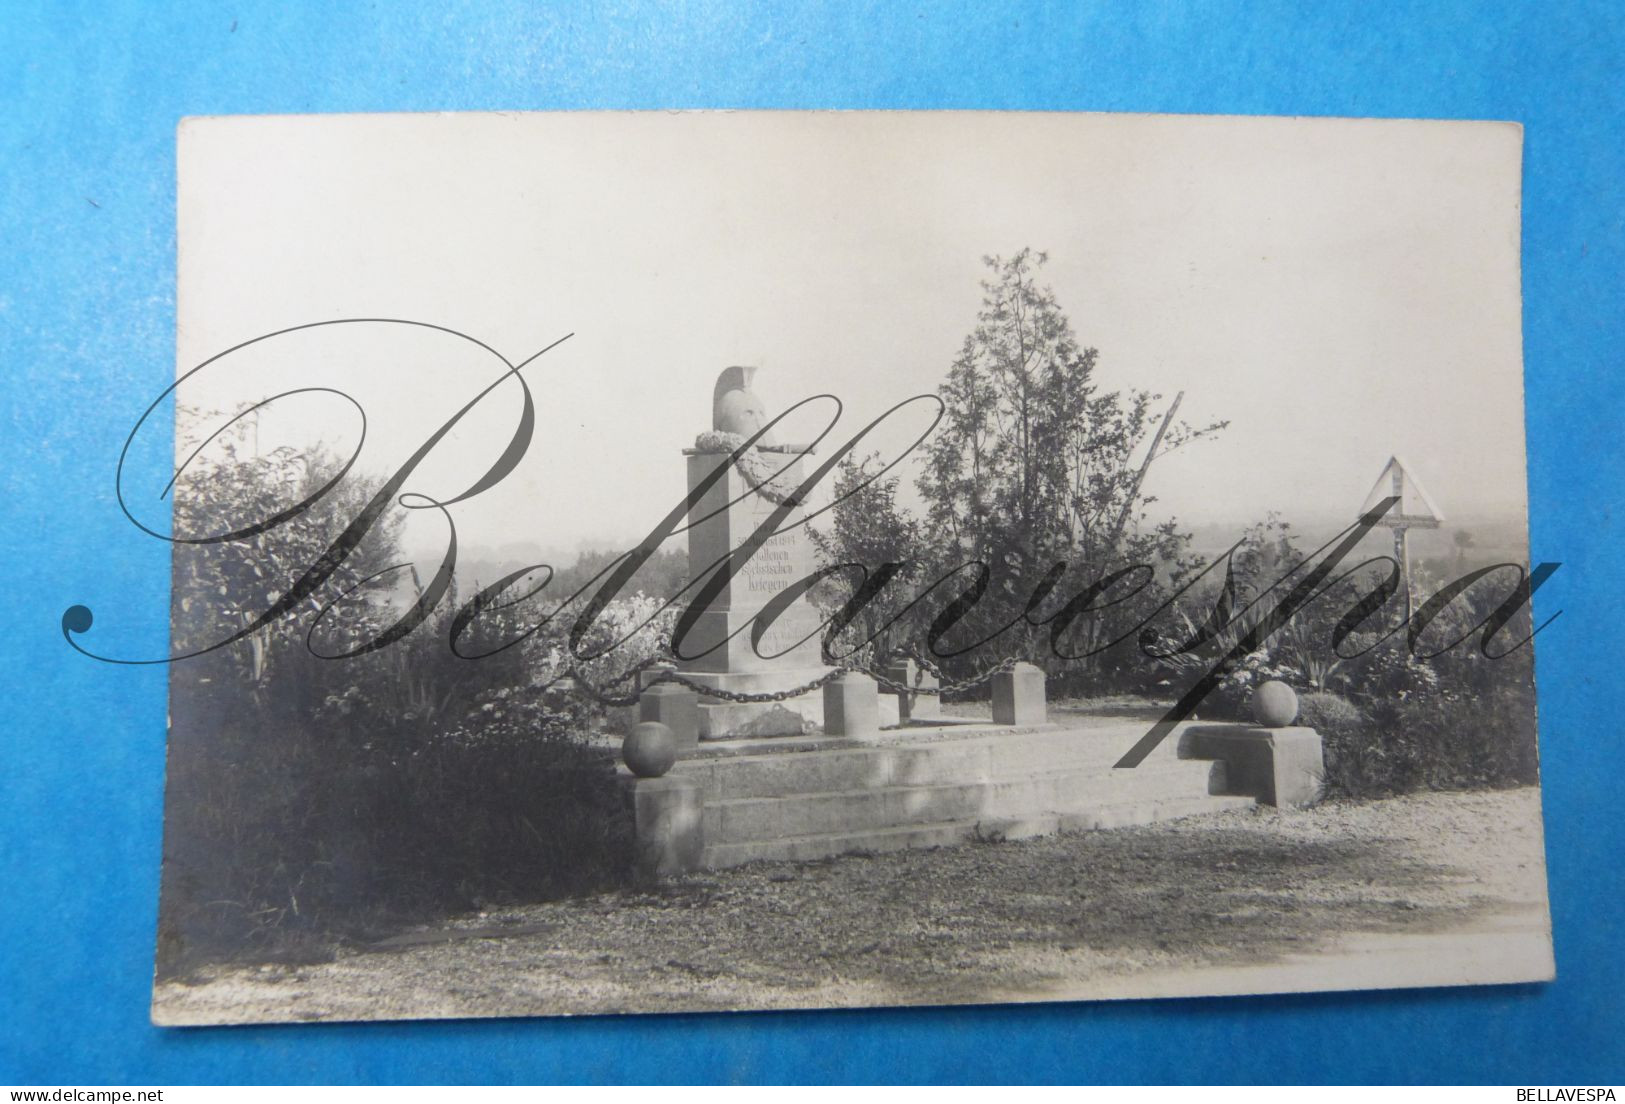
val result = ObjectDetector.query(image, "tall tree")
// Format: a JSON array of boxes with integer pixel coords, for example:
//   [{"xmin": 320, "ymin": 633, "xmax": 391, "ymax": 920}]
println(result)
[
  {"xmin": 917, "ymin": 250, "xmax": 1226, "ymax": 671},
  {"xmin": 922, "ymin": 250, "xmax": 1224, "ymax": 565},
  {"xmin": 810, "ymin": 453, "xmax": 928, "ymax": 662}
]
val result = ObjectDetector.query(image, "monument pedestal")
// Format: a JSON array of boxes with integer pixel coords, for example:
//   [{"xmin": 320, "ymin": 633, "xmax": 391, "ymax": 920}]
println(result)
[
  {"xmin": 691, "ymin": 685, "xmax": 823, "ymax": 738},
  {"xmin": 683, "ymin": 670, "xmax": 829, "ymax": 738},
  {"xmin": 621, "ymin": 773, "xmax": 704, "ymax": 876},
  {"xmin": 1187, "ymin": 724, "xmax": 1325, "ymax": 807},
  {"xmin": 673, "ymin": 367, "xmax": 921, "ymax": 739}
]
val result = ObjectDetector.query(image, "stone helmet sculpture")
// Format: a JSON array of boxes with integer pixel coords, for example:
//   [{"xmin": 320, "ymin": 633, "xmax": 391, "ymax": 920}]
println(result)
[{"xmin": 712, "ymin": 366, "xmax": 776, "ymax": 446}]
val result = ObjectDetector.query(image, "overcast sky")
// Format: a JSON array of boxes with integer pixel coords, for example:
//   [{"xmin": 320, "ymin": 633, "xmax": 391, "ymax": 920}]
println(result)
[{"xmin": 168, "ymin": 111, "xmax": 1527, "ymax": 562}]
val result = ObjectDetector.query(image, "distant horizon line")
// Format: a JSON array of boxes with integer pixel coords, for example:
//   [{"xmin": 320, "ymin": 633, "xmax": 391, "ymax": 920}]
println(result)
[{"xmin": 414, "ymin": 506, "xmax": 1533, "ymax": 566}]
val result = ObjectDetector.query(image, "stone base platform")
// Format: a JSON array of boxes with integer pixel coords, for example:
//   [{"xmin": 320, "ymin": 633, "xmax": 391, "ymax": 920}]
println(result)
[{"xmin": 620, "ymin": 718, "xmax": 1322, "ymax": 873}]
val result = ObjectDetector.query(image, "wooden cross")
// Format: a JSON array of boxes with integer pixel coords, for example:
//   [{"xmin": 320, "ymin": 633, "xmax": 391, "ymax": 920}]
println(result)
[{"xmin": 1359, "ymin": 456, "xmax": 1444, "ymax": 621}]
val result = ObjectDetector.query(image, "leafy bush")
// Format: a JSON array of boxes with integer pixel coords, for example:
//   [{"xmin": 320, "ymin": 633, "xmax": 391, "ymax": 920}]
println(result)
[
  {"xmin": 1308, "ymin": 610, "xmax": 1541, "ymax": 798},
  {"xmin": 1143, "ymin": 517, "xmax": 1543, "ymax": 799},
  {"xmin": 370, "ymin": 688, "xmax": 634, "ymax": 911},
  {"xmin": 157, "ymin": 445, "xmax": 643, "ymax": 977},
  {"xmin": 1317, "ymin": 666, "xmax": 1539, "ymax": 798},
  {"xmin": 157, "ymin": 681, "xmax": 633, "ymax": 978},
  {"xmin": 1296, "ymin": 691, "xmax": 1363, "ymax": 734}
]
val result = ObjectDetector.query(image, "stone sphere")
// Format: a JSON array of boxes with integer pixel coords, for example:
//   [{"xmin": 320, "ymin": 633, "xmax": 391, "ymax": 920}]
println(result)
[
  {"xmin": 1251, "ymin": 680, "xmax": 1299, "ymax": 728},
  {"xmin": 623, "ymin": 721, "xmax": 678, "ymax": 778}
]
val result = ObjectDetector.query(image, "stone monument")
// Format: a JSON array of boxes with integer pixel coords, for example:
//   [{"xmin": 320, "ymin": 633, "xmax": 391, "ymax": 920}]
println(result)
[{"xmin": 678, "ymin": 367, "xmax": 833, "ymax": 738}]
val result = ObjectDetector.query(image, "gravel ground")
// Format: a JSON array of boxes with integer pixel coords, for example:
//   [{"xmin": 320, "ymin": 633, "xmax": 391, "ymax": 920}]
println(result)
[{"xmin": 153, "ymin": 787, "xmax": 1551, "ymax": 1025}]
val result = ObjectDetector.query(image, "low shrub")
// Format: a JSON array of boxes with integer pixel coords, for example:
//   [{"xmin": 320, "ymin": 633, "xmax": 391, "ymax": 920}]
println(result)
[
  {"xmin": 156, "ymin": 449, "xmax": 652, "ymax": 978},
  {"xmin": 1296, "ymin": 691, "xmax": 1363, "ymax": 734},
  {"xmin": 156, "ymin": 686, "xmax": 634, "ymax": 978},
  {"xmin": 1316, "ymin": 673, "xmax": 1539, "ymax": 799}
]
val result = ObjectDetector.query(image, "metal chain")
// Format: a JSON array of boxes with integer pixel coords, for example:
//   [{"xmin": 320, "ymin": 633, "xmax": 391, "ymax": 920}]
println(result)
[
  {"xmin": 566, "ymin": 652, "xmax": 1026, "ymax": 707},
  {"xmin": 598, "ymin": 654, "xmax": 662, "ymax": 688},
  {"xmin": 930, "ymin": 655, "xmax": 1023, "ymax": 695},
  {"xmin": 903, "ymin": 648, "xmax": 948, "ymax": 681},
  {"xmin": 570, "ymin": 663, "xmax": 847, "ymax": 708},
  {"xmin": 650, "ymin": 665, "xmax": 850, "ymax": 703}
]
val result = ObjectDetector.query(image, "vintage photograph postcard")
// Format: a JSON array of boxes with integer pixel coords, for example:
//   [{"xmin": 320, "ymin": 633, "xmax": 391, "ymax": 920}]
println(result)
[{"xmin": 140, "ymin": 111, "xmax": 1551, "ymax": 1025}]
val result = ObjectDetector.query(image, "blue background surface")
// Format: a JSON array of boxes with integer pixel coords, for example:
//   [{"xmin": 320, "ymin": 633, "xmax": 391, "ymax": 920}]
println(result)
[{"xmin": 2, "ymin": 0, "xmax": 1621, "ymax": 1085}]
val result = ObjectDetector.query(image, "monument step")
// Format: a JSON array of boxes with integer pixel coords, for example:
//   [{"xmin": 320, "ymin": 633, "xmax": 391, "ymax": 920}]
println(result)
[
  {"xmin": 972, "ymin": 793, "xmax": 1260, "ymax": 842},
  {"xmin": 705, "ymin": 781, "xmax": 989, "ymax": 844},
  {"xmin": 984, "ymin": 724, "xmax": 1202, "ymax": 772},
  {"xmin": 699, "ymin": 793, "xmax": 1257, "ymax": 869},
  {"xmin": 702, "ymin": 818, "xmax": 989, "ymax": 868},
  {"xmin": 982, "ymin": 758, "xmax": 1230, "ymax": 816},
  {"xmin": 1056, "ymin": 792, "xmax": 1258, "ymax": 830},
  {"xmin": 672, "ymin": 723, "xmax": 1198, "ymax": 800},
  {"xmin": 675, "ymin": 741, "xmax": 991, "ymax": 800},
  {"xmin": 701, "ymin": 759, "xmax": 1229, "ymax": 844}
]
